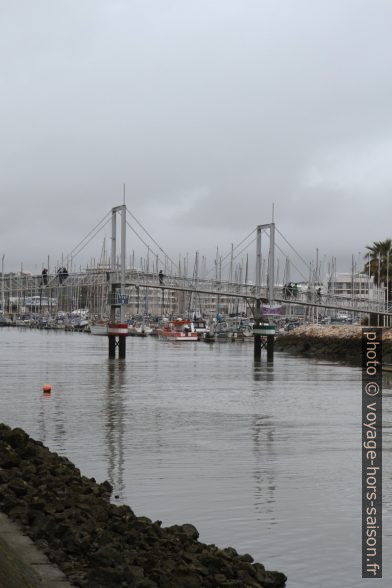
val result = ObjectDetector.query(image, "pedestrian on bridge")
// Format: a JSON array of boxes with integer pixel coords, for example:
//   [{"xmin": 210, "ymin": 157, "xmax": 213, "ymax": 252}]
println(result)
[
  {"xmin": 159, "ymin": 270, "xmax": 164, "ymax": 285},
  {"xmin": 57, "ymin": 267, "xmax": 68, "ymax": 285}
]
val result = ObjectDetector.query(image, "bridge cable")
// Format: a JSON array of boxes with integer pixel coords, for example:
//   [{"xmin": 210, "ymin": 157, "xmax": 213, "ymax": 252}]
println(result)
[
  {"xmin": 65, "ymin": 210, "xmax": 112, "ymax": 264},
  {"xmin": 126, "ymin": 207, "xmax": 203, "ymax": 286},
  {"xmin": 126, "ymin": 207, "xmax": 174, "ymax": 266},
  {"xmin": 220, "ymin": 229, "xmax": 257, "ymax": 263},
  {"xmin": 204, "ymin": 229, "xmax": 257, "ymax": 277},
  {"xmin": 69, "ymin": 217, "xmax": 112, "ymax": 263},
  {"xmin": 126, "ymin": 221, "xmax": 163, "ymax": 265},
  {"xmin": 274, "ymin": 241, "xmax": 308, "ymax": 282},
  {"xmin": 275, "ymin": 227, "xmax": 310, "ymax": 271},
  {"xmin": 218, "ymin": 236, "xmax": 258, "ymax": 277}
]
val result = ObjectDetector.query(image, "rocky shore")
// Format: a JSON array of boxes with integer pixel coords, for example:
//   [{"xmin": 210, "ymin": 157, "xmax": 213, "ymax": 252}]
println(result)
[
  {"xmin": 275, "ymin": 324, "xmax": 392, "ymax": 364},
  {"xmin": 0, "ymin": 424, "xmax": 287, "ymax": 588}
]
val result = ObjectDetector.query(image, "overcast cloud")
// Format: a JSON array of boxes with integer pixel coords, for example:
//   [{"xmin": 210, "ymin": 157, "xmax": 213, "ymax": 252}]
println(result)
[{"xmin": 1, "ymin": 0, "xmax": 392, "ymax": 279}]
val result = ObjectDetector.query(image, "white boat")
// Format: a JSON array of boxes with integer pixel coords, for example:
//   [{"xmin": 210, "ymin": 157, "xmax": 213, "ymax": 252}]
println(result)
[
  {"xmin": 192, "ymin": 319, "xmax": 209, "ymax": 335},
  {"xmin": 128, "ymin": 322, "xmax": 153, "ymax": 336},
  {"xmin": 239, "ymin": 323, "xmax": 254, "ymax": 337},
  {"xmin": 90, "ymin": 322, "xmax": 108, "ymax": 335},
  {"xmin": 15, "ymin": 318, "xmax": 31, "ymax": 327}
]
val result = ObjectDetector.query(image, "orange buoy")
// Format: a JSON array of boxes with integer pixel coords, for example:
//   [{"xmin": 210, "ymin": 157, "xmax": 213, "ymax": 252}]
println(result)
[{"xmin": 42, "ymin": 384, "xmax": 52, "ymax": 393}]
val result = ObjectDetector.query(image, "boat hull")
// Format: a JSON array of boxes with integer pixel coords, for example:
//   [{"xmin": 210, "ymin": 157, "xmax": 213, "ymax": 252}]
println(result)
[
  {"xmin": 159, "ymin": 319, "xmax": 198, "ymax": 341},
  {"xmin": 160, "ymin": 333, "xmax": 198, "ymax": 341},
  {"xmin": 90, "ymin": 324, "xmax": 108, "ymax": 335}
]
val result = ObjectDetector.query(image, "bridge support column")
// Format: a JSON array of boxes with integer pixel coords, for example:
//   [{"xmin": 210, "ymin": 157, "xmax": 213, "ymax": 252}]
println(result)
[
  {"xmin": 267, "ymin": 334, "xmax": 274, "ymax": 362},
  {"xmin": 108, "ymin": 324, "xmax": 128, "ymax": 359},
  {"xmin": 108, "ymin": 335, "xmax": 116, "ymax": 358},
  {"xmin": 254, "ymin": 332, "xmax": 262, "ymax": 358},
  {"xmin": 119, "ymin": 335, "xmax": 126, "ymax": 359},
  {"xmin": 254, "ymin": 298, "xmax": 262, "ymax": 359}
]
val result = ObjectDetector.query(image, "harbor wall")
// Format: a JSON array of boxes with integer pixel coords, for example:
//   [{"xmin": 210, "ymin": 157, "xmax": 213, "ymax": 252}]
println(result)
[
  {"xmin": 0, "ymin": 423, "xmax": 287, "ymax": 588},
  {"xmin": 275, "ymin": 325, "xmax": 392, "ymax": 365},
  {"xmin": 0, "ymin": 512, "xmax": 71, "ymax": 587}
]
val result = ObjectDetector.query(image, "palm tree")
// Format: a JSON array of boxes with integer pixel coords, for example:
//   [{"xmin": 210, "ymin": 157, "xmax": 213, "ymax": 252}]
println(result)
[{"xmin": 363, "ymin": 239, "xmax": 392, "ymax": 296}]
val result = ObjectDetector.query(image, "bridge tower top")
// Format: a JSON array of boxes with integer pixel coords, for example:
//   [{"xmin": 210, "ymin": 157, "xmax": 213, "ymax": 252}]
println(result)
[
  {"xmin": 110, "ymin": 205, "xmax": 126, "ymax": 323},
  {"xmin": 256, "ymin": 223, "xmax": 275, "ymax": 306}
]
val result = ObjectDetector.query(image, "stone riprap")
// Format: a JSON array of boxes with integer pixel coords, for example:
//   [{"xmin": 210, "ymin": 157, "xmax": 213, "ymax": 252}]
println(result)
[
  {"xmin": 275, "ymin": 325, "xmax": 392, "ymax": 365},
  {"xmin": 0, "ymin": 424, "xmax": 287, "ymax": 588}
]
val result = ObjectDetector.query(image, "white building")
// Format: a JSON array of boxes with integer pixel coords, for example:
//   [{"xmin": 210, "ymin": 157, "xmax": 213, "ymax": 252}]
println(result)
[{"xmin": 325, "ymin": 272, "xmax": 385, "ymax": 303}]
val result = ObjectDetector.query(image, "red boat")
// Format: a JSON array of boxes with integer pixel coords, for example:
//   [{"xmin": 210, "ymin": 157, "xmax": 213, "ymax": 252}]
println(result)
[{"xmin": 159, "ymin": 320, "xmax": 198, "ymax": 341}]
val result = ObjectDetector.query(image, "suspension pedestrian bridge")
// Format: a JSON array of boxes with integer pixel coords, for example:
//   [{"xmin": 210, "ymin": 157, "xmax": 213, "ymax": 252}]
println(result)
[{"xmin": 1, "ymin": 205, "xmax": 390, "ymax": 322}]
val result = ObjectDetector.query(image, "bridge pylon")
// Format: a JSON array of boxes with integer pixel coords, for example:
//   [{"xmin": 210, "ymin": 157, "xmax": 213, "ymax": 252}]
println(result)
[
  {"xmin": 253, "ymin": 223, "xmax": 275, "ymax": 361},
  {"xmin": 108, "ymin": 205, "xmax": 127, "ymax": 358}
]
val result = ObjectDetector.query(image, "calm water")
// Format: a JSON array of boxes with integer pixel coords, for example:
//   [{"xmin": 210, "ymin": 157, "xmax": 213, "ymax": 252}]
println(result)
[{"xmin": 1, "ymin": 328, "xmax": 391, "ymax": 587}]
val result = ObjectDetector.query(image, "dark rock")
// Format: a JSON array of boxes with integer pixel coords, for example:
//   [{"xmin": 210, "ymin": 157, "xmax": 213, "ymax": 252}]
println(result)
[
  {"xmin": 100, "ymin": 479, "xmax": 113, "ymax": 496},
  {"xmin": 8, "ymin": 478, "xmax": 29, "ymax": 497},
  {"xmin": 173, "ymin": 574, "xmax": 202, "ymax": 587},
  {"xmin": 222, "ymin": 546, "xmax": 238, "ymax": 558},
  {"xmin": 239, "ymin": 552, "xmax": 254, "ymax": 563},
  {"xmin": 0, "ymin": 468, "xmax": 12, "ymax": 484},
  {"xmin": 237, "ymin": 569, "xmax": 258, "ymax": 585},
  {"xmin": 181, "ymin": 523, "xmax": 199, "ymax": 540},
  {"xmin": 0, "ymin": 423, "xmax": 287, "ymax": 588},
  {"xmin": 0, "ymin": 442, "xmax": 20, "ymax": 467},
  {"xmin": 136, "ymin": 580, "xmax": 158, "ymax": 588},
  {"xmin": 90, "ymin": 545, "xmax": 124, "ymax": 566},
  {"xmin": 199, "ymin": 553, "xmax": 233, "ymax": 575},
  {"xmin": 2, "ymin": 427, "xmax": 29, "ymax": 449}
]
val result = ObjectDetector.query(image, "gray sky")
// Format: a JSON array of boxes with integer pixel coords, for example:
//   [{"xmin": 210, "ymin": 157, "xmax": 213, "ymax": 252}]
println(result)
[{"xmin": 1, "ymin": 0, "xmax": 392, "ymax": 279}]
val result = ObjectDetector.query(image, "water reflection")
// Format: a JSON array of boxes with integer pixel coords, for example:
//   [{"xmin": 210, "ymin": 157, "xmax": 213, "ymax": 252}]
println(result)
[
  {"xmin": 151, "ymin": 408, "xmax": 164, "ymax": 453},
  {"xmin": 38, "ymin": 393, "xmax": 49, "ymax": 445},
  {"xmin": 253, "ymin": 359, "xmax": 275, "ymax": 382},
  {"xmin": 53, "ymin": 396, "xmax": 66, "ymax": 446},
  {"xmin": 105, "ymin": 360, "xmax": 126, "ymax": 499},
  {"xmin": 38, "ymin": 388, "xmax": 66, "ymax": 448},
  {"xmin": 252, "ymin": 414, "xmax": 276, "ymax": 526}
]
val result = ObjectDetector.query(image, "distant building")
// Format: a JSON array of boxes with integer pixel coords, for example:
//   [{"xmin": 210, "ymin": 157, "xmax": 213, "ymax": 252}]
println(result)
[{"xmin": 325, "ymin": 273, "xmax": 385, "ymax": 303}]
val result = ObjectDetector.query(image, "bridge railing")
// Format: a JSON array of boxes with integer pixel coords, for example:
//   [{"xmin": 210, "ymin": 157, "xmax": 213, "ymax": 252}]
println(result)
[
  {"xmin": 275, "ymin": 287, "xmax": 387, "ymax": 314},
  {"xmin": 1, "ymin": 270, "xmax": 388, "ymax": 317}
]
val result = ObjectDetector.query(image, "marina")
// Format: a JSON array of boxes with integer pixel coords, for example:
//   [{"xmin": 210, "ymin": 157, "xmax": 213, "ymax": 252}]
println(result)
[
  {"xmin": 2, "ymin": 1, "xmax": 392, "ymax": 582},
  {"xmin": 2, "ymin": 209, "xmax": 392, "ymax": 368}
]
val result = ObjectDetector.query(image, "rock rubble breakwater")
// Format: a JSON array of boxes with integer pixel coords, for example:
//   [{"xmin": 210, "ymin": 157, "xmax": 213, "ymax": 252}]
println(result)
[
  {"xmin": 0, "ymin": 424, "xmax": 287, "ymax": 588},
  {"xmin": 275, "ymin": 325, "xmax": 392, "ymax": 365}
]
